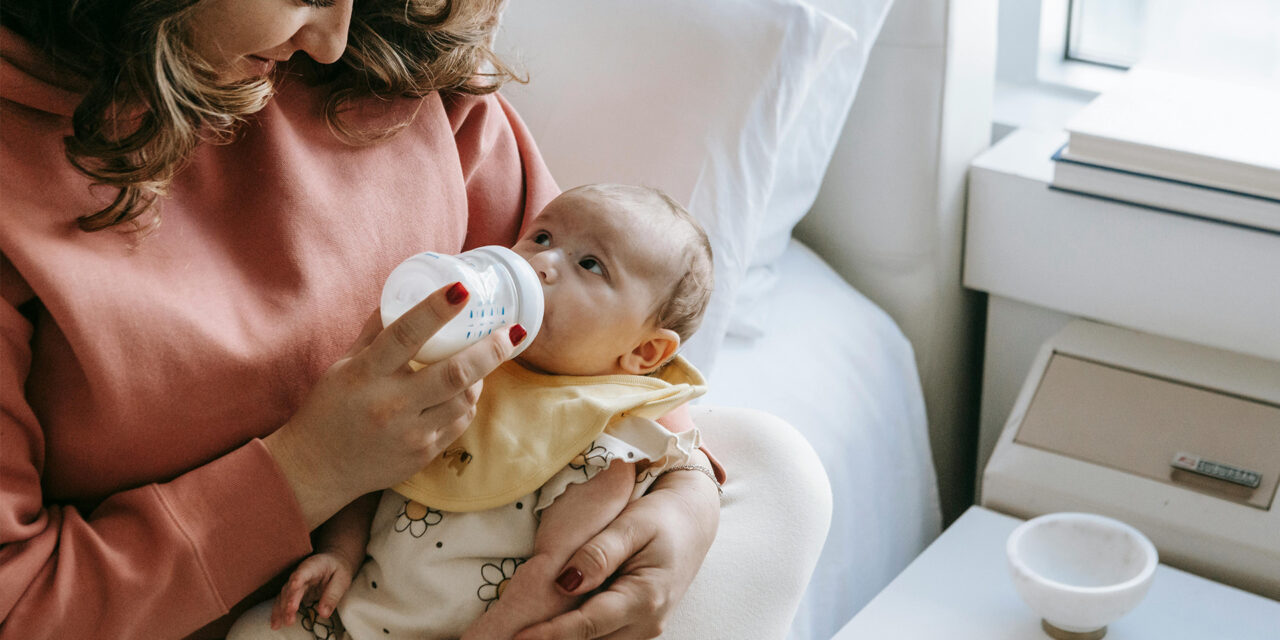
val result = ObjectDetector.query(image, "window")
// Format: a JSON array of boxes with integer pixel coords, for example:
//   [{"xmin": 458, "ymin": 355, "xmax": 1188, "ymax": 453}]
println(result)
[
  {"xmin": 1065, "ymin": 0, "xmax": 1280, "ymax": 82},
  {"xmin": 1065, "ymin": 0, "xmax": 1144, "ymax": 69},
  {"xmin": 994, "ymin": 0, "xmax": 1280, "ymax": 131}
]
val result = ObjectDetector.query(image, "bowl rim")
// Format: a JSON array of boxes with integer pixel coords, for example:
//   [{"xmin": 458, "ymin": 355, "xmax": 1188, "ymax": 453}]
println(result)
[{"xmin": 1006, "ymin": 511, "xmax": 1159, "ymax": 595}]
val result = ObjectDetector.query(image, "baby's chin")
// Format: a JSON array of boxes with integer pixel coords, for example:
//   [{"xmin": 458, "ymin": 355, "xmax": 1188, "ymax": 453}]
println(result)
[{"xmin": 512, "ymin": 341, "xmax": 619, "ymax": 377}]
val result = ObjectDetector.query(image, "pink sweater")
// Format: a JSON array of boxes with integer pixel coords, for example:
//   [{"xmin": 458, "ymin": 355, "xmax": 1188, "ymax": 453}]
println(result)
[{"xmin": 0, "ymin": 29, "xmax": 561, "ymax": 638}]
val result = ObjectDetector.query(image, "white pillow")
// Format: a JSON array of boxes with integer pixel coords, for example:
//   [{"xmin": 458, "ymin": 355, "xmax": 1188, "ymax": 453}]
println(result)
[{"xmin": 495, "ymin": 0, "xmax": 861, "ymax": 375}]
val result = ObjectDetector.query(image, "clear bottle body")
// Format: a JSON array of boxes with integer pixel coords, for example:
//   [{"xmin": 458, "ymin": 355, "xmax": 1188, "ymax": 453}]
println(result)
[{"xmin": 380, "ymin": 246, "xmax": 543, "ymax": 363}]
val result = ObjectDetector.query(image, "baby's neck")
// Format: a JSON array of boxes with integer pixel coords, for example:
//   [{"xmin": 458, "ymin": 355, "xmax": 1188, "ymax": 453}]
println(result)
[{"xmin": 510, "ymin": 356, "xmax": 644, "ymax": 378}]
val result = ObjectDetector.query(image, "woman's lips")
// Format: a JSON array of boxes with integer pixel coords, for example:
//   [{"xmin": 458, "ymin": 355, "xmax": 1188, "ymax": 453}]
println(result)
[{"xmin": 245, "ymin": 55, "xmax": 277, "ymax": 76}]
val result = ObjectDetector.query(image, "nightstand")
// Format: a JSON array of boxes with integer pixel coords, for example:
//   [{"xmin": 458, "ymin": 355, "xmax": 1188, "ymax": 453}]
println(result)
[
  {"xmin": 832, "ymin": 506, "xmax": 1280, "ymax": 639},
  {"xmin": 962, "ymin": 127, "xmax": 1280, "ymax": 489}
]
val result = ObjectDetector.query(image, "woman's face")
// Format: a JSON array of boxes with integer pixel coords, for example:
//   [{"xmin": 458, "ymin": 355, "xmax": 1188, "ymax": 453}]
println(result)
[{"xmin": 186, "ymin": 0, "xmax": 354, "ymax": 80}]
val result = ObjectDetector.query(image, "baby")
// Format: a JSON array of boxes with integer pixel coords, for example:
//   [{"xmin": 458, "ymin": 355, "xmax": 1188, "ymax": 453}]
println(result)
[{"xmin": 228, "ymin": 184, "xmax": 715, "ymax": 640}]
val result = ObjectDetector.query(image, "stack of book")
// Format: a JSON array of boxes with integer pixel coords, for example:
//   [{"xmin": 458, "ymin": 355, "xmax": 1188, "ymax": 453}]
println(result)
[{"xmin": 1050, "ymin": 66, "xmax": 1280, "ymax": 234}]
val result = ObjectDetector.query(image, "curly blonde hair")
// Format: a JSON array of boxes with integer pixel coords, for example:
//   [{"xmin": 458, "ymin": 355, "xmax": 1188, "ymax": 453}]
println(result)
[{"xmin": 0, "ymin": 0, "xmax": 518, "ymax": 232}]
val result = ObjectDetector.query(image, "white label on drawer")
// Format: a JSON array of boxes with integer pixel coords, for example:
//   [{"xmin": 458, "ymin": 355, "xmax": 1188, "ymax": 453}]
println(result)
[{"xmin": 1171, "ymin": 452, "xmax": 1262, "ymax": 489}]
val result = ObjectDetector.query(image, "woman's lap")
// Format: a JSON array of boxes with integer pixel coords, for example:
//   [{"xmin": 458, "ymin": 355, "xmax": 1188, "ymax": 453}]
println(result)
[
  {"xmin": 228, "ymin": 407, "xmax": 831, "ymax": 640},
  {"xmin": 663, "ymin": 406, "xmax": 832, "ymax": 639}
]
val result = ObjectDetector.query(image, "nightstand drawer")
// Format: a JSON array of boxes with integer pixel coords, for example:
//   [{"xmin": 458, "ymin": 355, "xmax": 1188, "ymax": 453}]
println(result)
[
  {"xmin": 1015, "ymin": 353, "xmax": 1280, "ymax": 509},
  {"xmin": 982, "ymin": 320, "xmax": 1280, "ymax": 601}
]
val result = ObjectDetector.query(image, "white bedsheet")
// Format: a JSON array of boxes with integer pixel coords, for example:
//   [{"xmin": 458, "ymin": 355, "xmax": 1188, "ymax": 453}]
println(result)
[{"xmin": 700, "ymin": 239, "xmax": 941, "ymax": 639}]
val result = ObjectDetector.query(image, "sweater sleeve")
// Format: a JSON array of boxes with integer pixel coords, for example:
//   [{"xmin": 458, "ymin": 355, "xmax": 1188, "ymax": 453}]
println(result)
[
  {"xmin": 445, "ymin": 92, "xmax": 560, "ymax": 250},
  {"xmin": 0, "ymin": 265, "xmax": 313, "ymax": 639}
]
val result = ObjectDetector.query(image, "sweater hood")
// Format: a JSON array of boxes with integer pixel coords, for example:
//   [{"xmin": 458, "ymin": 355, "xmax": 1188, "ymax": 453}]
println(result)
[{"xmin": 0, "ymin": 27, "xmax": 87, "ymax": 117}]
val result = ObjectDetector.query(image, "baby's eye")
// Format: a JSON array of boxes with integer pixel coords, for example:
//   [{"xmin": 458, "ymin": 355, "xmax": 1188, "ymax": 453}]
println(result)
[
  {"xmin": 532, "ymin": 232, "xmax": 551, "ymax": 246},
  {"xmin": 578, "ymin": 257, "xmax": 604, "ymax": 275}
]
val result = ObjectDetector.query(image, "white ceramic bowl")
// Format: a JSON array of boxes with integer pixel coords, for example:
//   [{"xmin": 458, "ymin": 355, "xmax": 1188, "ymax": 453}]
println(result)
[{"xmin": 1006, "ymin": 512, "xmax": 1158, "ymax": 639}]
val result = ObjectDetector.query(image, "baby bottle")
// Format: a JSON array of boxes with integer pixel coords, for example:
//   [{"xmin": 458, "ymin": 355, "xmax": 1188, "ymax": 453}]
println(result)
[{"xmin": 380, "ymin": 246, "xmax": 544, "ymax": 364}]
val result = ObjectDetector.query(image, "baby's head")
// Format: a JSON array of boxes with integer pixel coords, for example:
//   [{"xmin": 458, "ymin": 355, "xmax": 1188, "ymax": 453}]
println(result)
[{"xmin": 512, "ymin": 184, "xmax": 713, "ymax": 377}]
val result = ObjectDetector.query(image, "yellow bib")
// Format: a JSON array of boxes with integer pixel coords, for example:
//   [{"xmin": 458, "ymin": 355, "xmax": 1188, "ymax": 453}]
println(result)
[{"xmin": 393, "ymin": 356, "xmax": 706, "ymax": 512}]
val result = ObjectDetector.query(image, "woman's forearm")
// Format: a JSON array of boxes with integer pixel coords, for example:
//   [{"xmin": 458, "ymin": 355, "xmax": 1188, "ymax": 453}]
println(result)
[{"xmin": 0, "ymin": 436, "xmax": 311, "ymax": 639}]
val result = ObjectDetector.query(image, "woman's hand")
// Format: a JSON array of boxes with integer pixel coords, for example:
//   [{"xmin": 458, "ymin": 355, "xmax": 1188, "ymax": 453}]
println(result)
[
  {"xmin": 513, "ymin": 453, "xmax": 721, "ymax": 640},
  {"xmin": 265, "ymin": 282, "xmax": 525, "ymax": 529}
]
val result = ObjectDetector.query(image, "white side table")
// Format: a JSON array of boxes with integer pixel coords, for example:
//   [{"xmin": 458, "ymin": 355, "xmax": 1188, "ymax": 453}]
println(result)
[{"xmin": 833, "ymin": 506, "xmax": 1280, "ymax": 639}]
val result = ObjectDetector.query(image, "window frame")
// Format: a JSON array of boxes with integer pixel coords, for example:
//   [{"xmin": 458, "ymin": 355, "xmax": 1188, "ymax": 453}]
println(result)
[
  {"xmin": 1032, "ymin": 0, "xmax": 1127, "ymax": 95},
  {"xmin": 1063, "ymin": 0, "xmax": 1141, "ymax": 70},
  {"xmin": 994, "ymin": 0, "xmax": 1126, "ymax": 133}
]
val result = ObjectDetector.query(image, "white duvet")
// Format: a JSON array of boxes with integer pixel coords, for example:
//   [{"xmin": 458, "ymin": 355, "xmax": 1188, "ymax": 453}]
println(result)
[{"xmin": 701, "ymin": 239, "xmax": 941, "ymax": 639}]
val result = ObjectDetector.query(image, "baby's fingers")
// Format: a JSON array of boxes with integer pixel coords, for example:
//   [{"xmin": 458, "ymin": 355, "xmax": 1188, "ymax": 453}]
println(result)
[
  {"xmin": 316, "ymin": 572, "xmax": 348, "ymax": 619},
  {"xmin": 270, "ymin": 572, "xmax": 313, "ymax": 629}
]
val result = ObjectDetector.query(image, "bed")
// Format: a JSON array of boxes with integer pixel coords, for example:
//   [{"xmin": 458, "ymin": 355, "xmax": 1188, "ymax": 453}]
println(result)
[
  {"xmin": 705, "ymin": 240, "xmax": 940, "ymax": 639},
  {"xmin": 496, "ymin": 1, "xmax": 944, "ymax": 637}
]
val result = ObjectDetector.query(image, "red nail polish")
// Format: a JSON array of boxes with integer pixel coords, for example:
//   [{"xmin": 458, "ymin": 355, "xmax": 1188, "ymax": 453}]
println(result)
[
  {"xmin": 509, "ymin": 324, "xmax": 527, "ymax": 346},
  {"xmin": 446, "ymin": 282, "xmax": 468, "ymax": 305},
  {"xmin": 556, "ymin": 567, "xmax": 583, "ymax": 592}
]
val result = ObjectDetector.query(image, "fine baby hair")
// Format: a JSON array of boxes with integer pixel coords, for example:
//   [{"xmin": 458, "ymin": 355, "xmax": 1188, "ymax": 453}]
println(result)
[{"xmin": 563, "ymin": 184, "xmax": 715, "ymax": 345}]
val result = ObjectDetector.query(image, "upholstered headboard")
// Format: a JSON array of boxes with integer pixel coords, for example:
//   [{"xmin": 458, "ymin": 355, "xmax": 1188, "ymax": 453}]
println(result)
[{"xmin": 797, "ymin": 0, "xmax": 997, "ymax": 523}]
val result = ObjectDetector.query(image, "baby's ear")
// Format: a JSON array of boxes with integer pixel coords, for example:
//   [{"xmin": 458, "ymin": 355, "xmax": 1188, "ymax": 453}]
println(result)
[{"xmin": 619, "ymin": 328, "xmax": 680, "ymax": 375}]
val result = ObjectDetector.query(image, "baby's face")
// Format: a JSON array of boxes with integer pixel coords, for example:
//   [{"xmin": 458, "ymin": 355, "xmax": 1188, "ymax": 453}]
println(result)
[{"xmin": 511, "ymin": 190, "xmax": 683, "ymax": 377}]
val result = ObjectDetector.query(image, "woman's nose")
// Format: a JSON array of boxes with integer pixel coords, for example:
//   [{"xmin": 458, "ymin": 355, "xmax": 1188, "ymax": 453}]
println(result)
[{"xmin": 295, "ymin": 0, "xmax": 353, "ymax": 65}]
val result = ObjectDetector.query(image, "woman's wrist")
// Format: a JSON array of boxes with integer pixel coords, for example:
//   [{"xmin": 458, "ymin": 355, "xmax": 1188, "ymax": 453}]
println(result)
[
  {"xmin": 651, "ymin": 450, "xmax": 722, "ymax": 528},
  {"xmin": 658, "ymin": 464, "xmax": 722, "ymax": 499},
  {"xmin": 263, "ymin": 423, "xmax": 352, "ymax": 530}
]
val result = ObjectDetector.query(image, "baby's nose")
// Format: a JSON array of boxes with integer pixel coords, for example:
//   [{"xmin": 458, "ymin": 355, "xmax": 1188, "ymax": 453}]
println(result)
[{"xmin": 530, "ymin": 252, "xmax": 561, "ymax": 283}]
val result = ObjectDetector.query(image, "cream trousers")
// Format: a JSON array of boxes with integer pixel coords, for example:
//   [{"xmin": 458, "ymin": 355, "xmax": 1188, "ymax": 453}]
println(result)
[{"xmin": 664, "ymin": 406, "xmax": 831, "ymax": 639}]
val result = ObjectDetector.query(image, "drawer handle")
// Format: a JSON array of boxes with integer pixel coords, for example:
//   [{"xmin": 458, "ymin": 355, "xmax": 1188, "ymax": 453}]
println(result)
[{"xmin": 1171, "ymin": 452, "xmax": 1261, "ymax": 489}]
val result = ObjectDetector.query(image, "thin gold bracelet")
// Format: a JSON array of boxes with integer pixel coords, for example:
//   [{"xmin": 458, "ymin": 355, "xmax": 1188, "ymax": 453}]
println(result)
[{"xmin": 658, "ymin": 464, "xmax": 723, "ymax": 496}]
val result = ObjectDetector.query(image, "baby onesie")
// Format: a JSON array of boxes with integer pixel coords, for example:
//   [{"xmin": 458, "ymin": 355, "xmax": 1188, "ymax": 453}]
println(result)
[{"xmin": 229, "ymin": 357, "xmax": 705, "ymax": 640}]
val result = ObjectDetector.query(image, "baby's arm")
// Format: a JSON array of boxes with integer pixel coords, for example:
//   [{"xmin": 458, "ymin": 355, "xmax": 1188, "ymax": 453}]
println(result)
[
  {"xmin": 461, "ymin": 461, "xmax": 636, "ymax": 640},
  {"xmin": 270, "ymin": 492, "xmax": 379, "ymax": 629}
]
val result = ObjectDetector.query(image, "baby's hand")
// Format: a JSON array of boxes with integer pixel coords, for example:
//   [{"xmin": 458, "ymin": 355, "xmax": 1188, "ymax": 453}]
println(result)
[{"xmin": 270, "ymin": 551, "xmax": 358, "ymax": 630}]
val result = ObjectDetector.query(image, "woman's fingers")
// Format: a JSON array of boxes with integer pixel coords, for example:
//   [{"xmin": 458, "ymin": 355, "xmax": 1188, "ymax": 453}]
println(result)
[
  {"xmin": 345, "ymin": 308, "xmax": 385, "ymax": 357},
  {"xmin": 412, "ymin": 380, "xmax": 482, "ymax": 451},
  {"xmin": 515, "ymin": 468, "xmax": 720, "ymax": 640},
  {"xmin": 554, "ymin": 510, "xmax": 654, "ymax": 596},
  {"xmin": 407, "ymin": 325, "xmax": 522, "ymax": 407},
  {"xmin": 513, "ymin": 583, "xmax": 664, "ymax": 640},
  {"xmin": 512, "ymin": 590, "xmax": 631, "ymax": 640},
  {"xmin": 365, "ymin": 282, "xmax": 469, "ymax": 373}
]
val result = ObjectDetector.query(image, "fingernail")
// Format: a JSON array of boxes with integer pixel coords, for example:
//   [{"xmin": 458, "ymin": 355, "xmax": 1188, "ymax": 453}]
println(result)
[
  {"xmin": 555, "ymin": 567, "xmax": 583, "ymax": 592},
  {"xmin": 509, "ymin": 323, "xmax": 527, "ymax": 346},
  {"xmin": 446, "ymin": 282, "xmax": 468, "ymax": 305}
]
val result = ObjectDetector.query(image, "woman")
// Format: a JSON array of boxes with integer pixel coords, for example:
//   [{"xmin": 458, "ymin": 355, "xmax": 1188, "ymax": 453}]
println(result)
[{"xmin": 0, "ymin": 0, "xmax": 724, "ymax": 637}]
